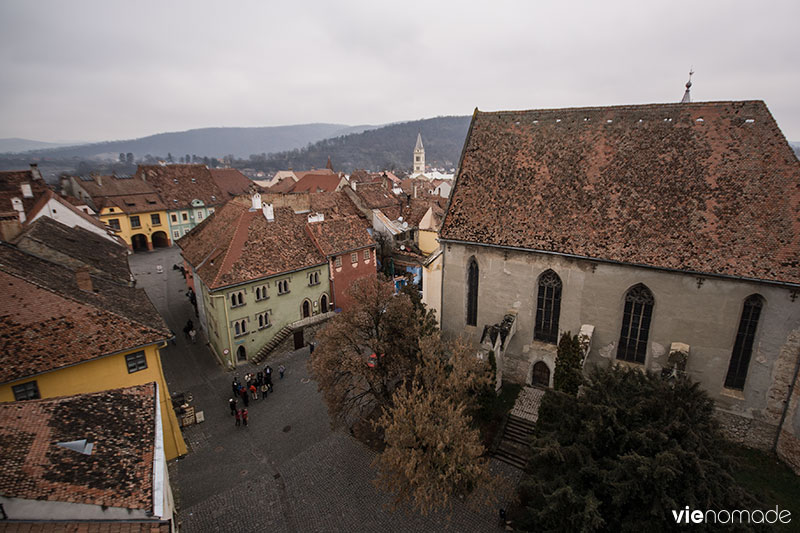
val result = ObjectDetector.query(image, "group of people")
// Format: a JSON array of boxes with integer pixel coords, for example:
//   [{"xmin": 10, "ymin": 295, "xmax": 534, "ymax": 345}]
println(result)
[{"xmin": 228, "ymin": 364, "xmax": 285, "ymax": 427}]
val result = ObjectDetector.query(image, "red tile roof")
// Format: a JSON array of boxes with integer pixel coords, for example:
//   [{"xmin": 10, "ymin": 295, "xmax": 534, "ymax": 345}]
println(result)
[
  {"xmin": 0, "ymin": 384, "xmax": 156, "ymax": 510},
  {"xmin": 77, "ymin": 176, "xmax": 166, "ymax": 215},
  {"xmin": 305, "ymin": 216, "xmax": 374, "ymax": 257},
  {"xmin": 179, "ymin": 196, "xmax": 326, "ymax": 289},
  {"xmin": 0, "ymin": 169, "xmax": 50, "ymax": 217},
  {"xmin": 289, "ymin": 173, "xmax": 344, "ymax": 193},
  {"xmin": 0, "ymin": 522, "xmax": 170, "ymax": 532},
  {"xmin": 309, "ymin": 191, "xmax": 361, "ymax": 218},
  {"xmin": 352, "ymin": 183, "xmax": 401, "ymax": 210},
  {"xmin": 441, "ymin": 101, "xmax": 800, "ymax": 285},
  {"xmin": 209, "ymin": 168, "xmax": 254, "ymax": 197},
  {"xmin": 135, "ymin": 164, "xmax": 224, "ymax": 209},
  {"xmin": 0, "ymin": 245, "xmax": 169, "ymax": 384}
]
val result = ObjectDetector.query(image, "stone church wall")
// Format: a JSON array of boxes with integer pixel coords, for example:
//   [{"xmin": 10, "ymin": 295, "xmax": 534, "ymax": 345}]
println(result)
[{"xmin": 440, "ymin": 242, "xmax": 800, "ymax": 469}]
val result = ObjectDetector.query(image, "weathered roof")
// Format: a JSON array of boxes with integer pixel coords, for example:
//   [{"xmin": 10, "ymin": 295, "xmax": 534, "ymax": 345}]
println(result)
[
  {"xmin": 26, "ymin": 190, "xmax": 121, "ymax": 243},
  {"xmin": 179, "ymin": 196, "xmax": 326, "ymax": 290},
  {"xmin": 353, "ymin": 183, "xmax": 401, "ymax": 210},
  {"xmin": 0, "ymin": 383, "xmax": 156, "ymax": 510},
  {"xmin": 309, "ymin": 191, "xmax": 361, "ymax": 218},
  {"xmin": 305, "ymin": 216, "xmax": 374, "ymax": 257},
  {"xmin": 209, "ymin": 168, "xmax": 254, "ymax": 197},
  {"xmin": 0, "ymin": 169, "xmax": 49, "ymax": 217},
  {"xmin": 290, "ymin": 173, "xmax": 343, "ymax": 193},
  {"xmin": 135, "ymin": 164, "xmax": 224, "ymax": 208},
  {"xmin": 0, "ymin": 522, "xmax": 170, "ymax": 532},
  {"xmin": 441, "ymin": 101, "xmax": 800, "ymax": 285},
  {"xmin": 14, "ymin": 218, "xmax": 131, "ymax": 284},
  {"xmin": 78, "ymin": 176, "xmax": 166, "ymax": 214},
  {"xmin": 0, "ymin": 245, "xmax": 169, "ymax": 384},
  {"xmin": 402, "ymin": 198, "xmax": 442, "ymax": 228}
]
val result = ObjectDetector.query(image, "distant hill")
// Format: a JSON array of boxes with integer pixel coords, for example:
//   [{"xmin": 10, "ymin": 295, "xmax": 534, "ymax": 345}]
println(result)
[
  {"xmin": 0, "ymin": 138, "xmax": 85, "ymax": 153},
  {"xmin": 13, "ymin": 123, "xmax": 375, "ymax": 160},
  {"xmin": 253, "ymin": 116, "xmax": 472, "ymax": 174}
]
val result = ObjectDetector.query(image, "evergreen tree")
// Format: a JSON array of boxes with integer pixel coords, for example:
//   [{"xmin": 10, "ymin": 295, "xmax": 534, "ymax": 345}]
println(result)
[
  {"xmin": 553, "ymin": 332, "xmax": 583, "ymax": 395},
  {"xmin": 517, "ymin": 366, "xmax": 759, "ymax": 532}
]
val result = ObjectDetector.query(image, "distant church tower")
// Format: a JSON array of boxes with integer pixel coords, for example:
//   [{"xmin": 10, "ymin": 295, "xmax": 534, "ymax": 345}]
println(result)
[
  {"xmin": 413, "ymin": 133, "xmax": 425, "ymax": 175},
  {"xmin": 681, "ymin": 69, "xmax": 694, "ymax": 103}
]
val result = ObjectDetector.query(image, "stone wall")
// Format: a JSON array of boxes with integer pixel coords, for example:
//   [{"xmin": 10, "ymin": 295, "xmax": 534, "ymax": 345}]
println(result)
[
  {"xmin": 714, "ymin": 409, "xmax": 775, "ymax": 450},
  {"xmin": 440, "ymin": 241, "xmax": 800, "ymax": 465}
]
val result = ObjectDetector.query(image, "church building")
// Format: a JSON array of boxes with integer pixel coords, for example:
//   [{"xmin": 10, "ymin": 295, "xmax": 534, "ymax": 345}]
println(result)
[{"xmin": 439, "ymin": 99, "xmax": 800, "ymax": 472}]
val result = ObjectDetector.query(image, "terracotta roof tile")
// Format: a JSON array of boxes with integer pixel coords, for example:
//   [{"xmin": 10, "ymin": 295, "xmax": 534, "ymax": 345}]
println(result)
[
  {"xmin": 353, "ymin": 183, "xmax": 401, "ymax": 210},
  {"xmin": 290, "ymin": 173, "xmax": 344, "ymax": 193},
  {"xmin": 308, "ymin": 191, "xmax": 360, "ymax": 218},
  {"xmin": 179, "ymin": 197, "xmax": 326, "ymax": 289},
  {"xmin": 0, "ymin": 170, "xmax": 50, "ymax": 217},
  {"xmin": 305, "ymin": 216, "xmax": 374, "ymax": 257},
  {"xmin": 0, "ymin": 384, "xmax": 156, "ymax": 511},
  {"xmin": 135, "ymin": 165, "xmax": 224, "ymax": 208},
  {"xmin": 0, "ymin": 523, "xmax": 170, "ymax": 532},
  {"xmin": 441, "ymin": 100, "xmax": 800, "ymax": 285},
  {"xmin": 209, "ymin": 168, "xmax": 253, "ymax": 197},
  {"xmin": 0, "ymin": 245, "xmax": 169, "ymax": 384}
]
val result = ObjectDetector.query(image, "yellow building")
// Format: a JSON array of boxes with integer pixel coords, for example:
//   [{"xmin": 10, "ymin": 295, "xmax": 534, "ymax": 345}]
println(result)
[
  {"xmin": 64, "ymin": 174, "xmax": 170, "ymax": 251},
  {"xmin": 0, "ymin": 244, "xmax": 187, "ymax": 459}
]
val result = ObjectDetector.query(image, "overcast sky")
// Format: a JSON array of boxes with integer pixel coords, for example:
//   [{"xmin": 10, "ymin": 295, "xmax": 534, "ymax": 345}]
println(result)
[{"xmin": 1, "ymin": 0, "xmax": 799, "ymax": 143}]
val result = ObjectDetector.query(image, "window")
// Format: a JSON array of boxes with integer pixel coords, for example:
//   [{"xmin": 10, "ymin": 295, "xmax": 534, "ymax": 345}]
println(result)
[
  {"xmin": 108, "ymin": 218, "xmax": 121, "ymax": 231},
  {"xmin": 255, "ymin": 285, "xmax": 268, "ymax": 301},
  {"xmin": 12, "ymin": 381, "xmax": 40, "ymax": 401},
  {"xmin": 233, "ymin": 318, "xmax": 248, "ymax": 337},
  {"xmin": 320, "ymin": 293, "xmax": 329, "ymax": 312},
  {"xmin": 351, "ymin": 252, "xmax": 358, "ymax": 264},
  {"xmin": 364, "ymin": 249, "xmax": 371, "ymax": 260},
  {"xmin": 171, "ymin": 213, "xmax": 178, "ymax": 223},
  {"xmin": 415, "ymin": 156, "xmax": 420, "ymax": 162},
  {"xmin": 182, "ymin": 212, "xmax": 188, "ymax": 221},
  {"xmin": 257, "ymin": 310, "xmax": 271, "ymax": 329},
  {"xmin": 724, "ymin": 295, "xmax": 764, "ymax": 390},
  {"xmin": 466, "ymin": 257, "xmax": 479, "ymax": 326},
  {"xmin": 197, "ymin": 211, "xmax": 203, "ymax": 221},
  {"xmin": 230, "ymin": 291, "xmax": 245, "ymax": 308},
  {"xmin": 278, "ymin": 279, "xmax": 289, "ymax": 294},
  {"xmin": 534, "ymin": 270, "xmax": 562, "ymax": 343},
  {"xmin": 173, "ymin": 231, "xmax": 180, "ymax": 239},
  {"xmin": 309, "ymin": 272, "xmax": 320, "ymax": 285},
  {"xmin": 151, "ymin": 213, "xmax": 161, "ymax": 226},
  {"xmin": 130, "ymin": 215, "xmax": 141, "ymax": 228},
  {"xmin": 335, "ymin": 256, "xmax": 342, "ymax": 268},
  {"xmin": 125, "ymin": 350, "xmax": 147, "ymax": 373},
  {"xmin": 616, "ymin": 284, "xmax": 654, "ymax": 364}
]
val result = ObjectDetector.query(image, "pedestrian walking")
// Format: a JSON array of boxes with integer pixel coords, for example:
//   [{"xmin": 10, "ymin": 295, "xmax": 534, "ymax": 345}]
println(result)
[
  {"xmin": 189, "ymin": 328, "xmax": 197, "ymax": 344},
  {"xmin": 234, "ymin": 408, "xmax": 241, "ymax": 427},
  {"xmin": 231, "ymin": 377, "xmax": 240, "ymax": 397},
  {"xmin": 261, "ymin": 382, "xmax": 268, "ymax": 400},
  {"xmin": 242, "ymin": 408, "xmax": 248, "ymax": 427},
  {"xmin": 265, "ymin": 366, "xmax": 273, "ymax": 392},
  {"xmin": 278, "ymin": 364, "xmax": 285, "ymax": 379},
  {"xmin": 240, "ymin": 386, "xmax": 249, "ymax": 407},
  {"xmin": 249, "ymin": 383, "xmax": 258, "ymax": 400},
  {"xmin": 256, "ymin": 371, "xmax": 264, "ymax": 387},
  {"xmin": 228, "ymin": 397, "xmax": 237, "ymax": 416}
]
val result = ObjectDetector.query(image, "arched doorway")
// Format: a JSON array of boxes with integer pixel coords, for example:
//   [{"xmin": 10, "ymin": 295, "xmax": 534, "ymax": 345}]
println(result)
[
  {"xmin": 131, "ymin": 233, "xmax": 148, "ymax": 252},
  {"xmin": 237, "ymin": 345, "xmax": 247, "ymax": 362},
  {"xmin": 531, "ymin": 361, "xmax": 550, "ymax": 387},
  {"xmin": 152, "ymin": 230, "xmax": 170, "ymax": 248},
  {"xmin": 320, "ymin": 294, "xmax": 329, "ymax": 313},
  {"xmin": 302, "ymin": 299, "xmax": 311, "ymax": 318}
]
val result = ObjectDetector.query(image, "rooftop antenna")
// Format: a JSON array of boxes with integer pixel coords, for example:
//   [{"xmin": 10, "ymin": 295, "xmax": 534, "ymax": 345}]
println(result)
[{"xmin": 681, "ymin": 68, "xmax": 694, "ymax": 103}]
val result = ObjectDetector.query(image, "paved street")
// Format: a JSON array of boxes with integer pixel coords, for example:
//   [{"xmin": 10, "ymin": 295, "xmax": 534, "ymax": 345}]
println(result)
[{"xmin": 130, "ymin": 247, "xmax": 520, "ymax": 533}]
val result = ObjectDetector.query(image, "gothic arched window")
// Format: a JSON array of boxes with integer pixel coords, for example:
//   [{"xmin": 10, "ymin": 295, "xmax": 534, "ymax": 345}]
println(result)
[
  {"xmin": 616, "ymin": 284, "xmax": 654, "ymax": 364},
  {"xmin": 466, "ymin": 258, "xmax": 479, "ymax": 326},
  {"xmin": 534, "ymin": 270, "xmax": 562, "ymax": 343},
  {"xmin": 724, "ymin": 295, "xmax": 764, "ymax": 390}
]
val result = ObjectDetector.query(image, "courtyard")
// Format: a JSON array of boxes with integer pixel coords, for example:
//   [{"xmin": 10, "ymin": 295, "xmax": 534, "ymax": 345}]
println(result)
[{"xmin": 129, "ymin": 247, "xmax": 521, "ymax": 532}]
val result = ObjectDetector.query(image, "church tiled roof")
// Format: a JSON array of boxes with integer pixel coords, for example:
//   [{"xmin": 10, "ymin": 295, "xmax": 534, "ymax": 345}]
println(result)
[
  {"xmin": 441, "ymin": 101, "xmax": 800, "ymax": 285},
  {"xmin": 0, "ymin": 383, "xmax": 156, "ymax": 510}
]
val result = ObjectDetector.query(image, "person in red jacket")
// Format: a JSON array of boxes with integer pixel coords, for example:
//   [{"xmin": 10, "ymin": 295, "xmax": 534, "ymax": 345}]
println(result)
[
  {"xmin": 234, "ymin": 408, "xmax": 241, "ymax": 427},
  {"xmin": 249, "ymin": 383, "xmax": 258, "ymax": 400}
]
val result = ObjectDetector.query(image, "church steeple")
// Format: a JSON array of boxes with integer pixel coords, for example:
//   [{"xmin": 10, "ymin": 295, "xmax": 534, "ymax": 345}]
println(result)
[
  {"xmin": 413, "ymin": 133, "xmax": 425, "ymax": 175},
  {"xmin": 681, "ymin": 69, "xmax": 694, "ymax": 103}
]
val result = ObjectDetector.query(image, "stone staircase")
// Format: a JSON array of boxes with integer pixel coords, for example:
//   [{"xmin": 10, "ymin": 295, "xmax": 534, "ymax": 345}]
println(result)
[
  {"xmin": 251, "ymin": 325, "xmax": 293, "ymax": 364},
  {"xmin": 491, "ymin": 386, "xmax": 544, "ymax": 470}
]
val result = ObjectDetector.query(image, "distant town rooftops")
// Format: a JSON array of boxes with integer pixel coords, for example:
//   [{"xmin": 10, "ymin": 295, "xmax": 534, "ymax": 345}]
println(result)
[
  {"xmin": 0, "ymin": 383, "xmax": 157, "ymax": 510},
  {"xmin": 305, "ymin": 216, "xmax": 374, "ymax": 257}
]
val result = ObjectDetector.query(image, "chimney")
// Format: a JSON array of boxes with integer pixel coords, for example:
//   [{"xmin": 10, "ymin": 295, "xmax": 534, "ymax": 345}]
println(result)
[
  {"xmin": 308, "ymin": 212, "xmax": 324, "ymax": 223},
  {"xmin": 263, "ymin": 203, "xmax": 274, "ymax": 222},
  {"xmin": 75, "ymin": 267, "xmax": 93, "ymax": 292},
  {"xmin": 96, "ymin": 175, "xmax": 103, "ymax": 187},
  {"xmin": 251, "ymin": 191, "xmax": 262, "ymax": 211},
  {"xmin": 413, "ymin": 185, "xmax": 417, "ymax": 199},
  {"xmin": 29, "ymin": 163, "xmax": 43, "ymax": 181}
]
